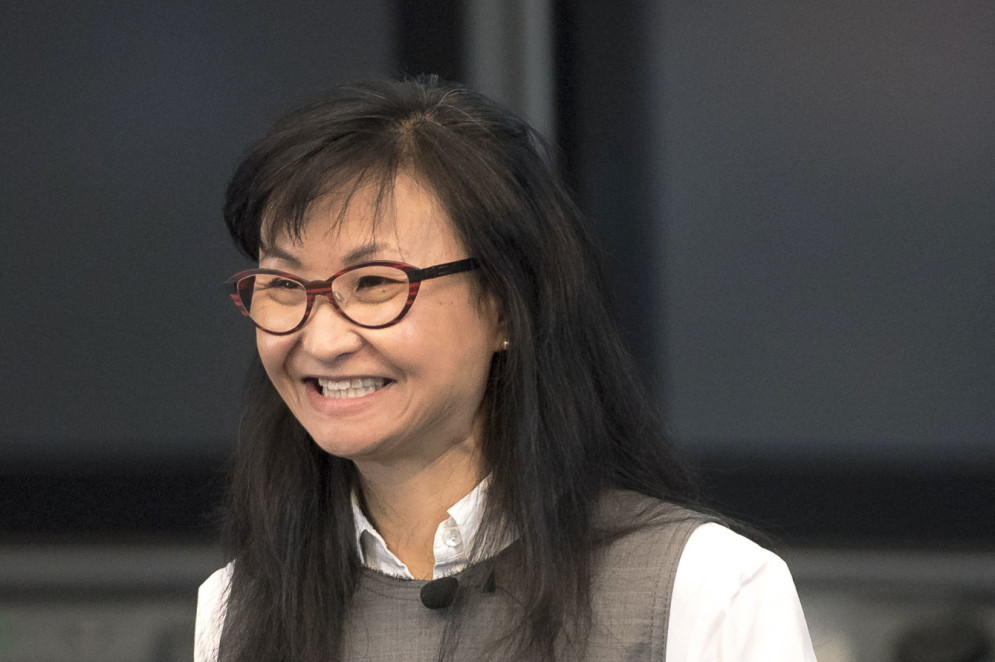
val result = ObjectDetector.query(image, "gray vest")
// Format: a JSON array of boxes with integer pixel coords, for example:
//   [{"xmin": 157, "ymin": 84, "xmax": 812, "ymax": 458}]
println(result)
[{"xmin": 341, "ymin": 493, "xmax": 707, "ymax": 661}]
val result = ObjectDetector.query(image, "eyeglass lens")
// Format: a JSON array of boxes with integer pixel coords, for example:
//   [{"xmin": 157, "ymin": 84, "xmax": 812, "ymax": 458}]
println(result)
[{"xmin": 237, "ymin": 265, "xmax": 411, "ymax": 332}]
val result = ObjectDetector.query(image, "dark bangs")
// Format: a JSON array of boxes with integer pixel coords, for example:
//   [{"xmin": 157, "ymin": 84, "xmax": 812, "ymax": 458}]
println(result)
[{"xmin": 223, "ymin": 102, "xmax": 408, "ymax": 260}]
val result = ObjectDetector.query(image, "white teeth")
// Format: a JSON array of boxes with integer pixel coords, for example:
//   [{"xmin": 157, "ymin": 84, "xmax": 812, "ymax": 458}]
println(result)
[{"xmin": 316, "ymin": 377, "xmax": 387, "ymax": 399}]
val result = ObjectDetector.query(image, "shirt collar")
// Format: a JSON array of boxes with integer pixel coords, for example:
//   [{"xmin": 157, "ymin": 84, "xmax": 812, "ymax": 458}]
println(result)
[{"xmin": 350, "ymin": 477, "xmax": 497, "ymax": 580}]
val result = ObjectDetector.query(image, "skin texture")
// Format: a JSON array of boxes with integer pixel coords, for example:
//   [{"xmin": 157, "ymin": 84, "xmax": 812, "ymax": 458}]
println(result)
[{"xmin": 255, "ymin": 172, "xmax": 505, "ymax": 578}]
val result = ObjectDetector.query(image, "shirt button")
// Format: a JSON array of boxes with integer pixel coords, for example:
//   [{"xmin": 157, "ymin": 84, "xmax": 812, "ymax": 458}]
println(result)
[{"xmin": 443, "ymin": 529, "xmax": 462, "ymax": 548}]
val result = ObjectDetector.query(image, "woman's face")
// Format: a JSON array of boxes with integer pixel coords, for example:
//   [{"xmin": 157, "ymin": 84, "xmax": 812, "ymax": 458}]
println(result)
[{"xmin": 255, "ymin": 172, "xmax": 504, "ymax": 471}]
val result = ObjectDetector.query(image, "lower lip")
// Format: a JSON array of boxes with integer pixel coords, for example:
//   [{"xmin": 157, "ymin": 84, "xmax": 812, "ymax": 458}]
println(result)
[{"xmin": 304, "ymin": 380, "xmax": 391, "ymax": 414}]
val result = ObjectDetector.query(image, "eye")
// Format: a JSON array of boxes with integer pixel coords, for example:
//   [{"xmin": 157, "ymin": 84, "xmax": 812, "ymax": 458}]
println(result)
[
  {"xmin": 355, "ymin": 275, "xmax": 398, "ymax": 290},
  {"xmin": 254, "ymin": 275, "xmax": 301, "ymax": 290},
  {"xmin": 270, "ymin": 277, "xmax": 301, "ymax": 290},
  {"xmin": 251, "ymin": 274, "xmax": 305, "ymax": 304},
  {"xmin": 341, "ymin": 267, "xmax": 408, "ymax": 305}
]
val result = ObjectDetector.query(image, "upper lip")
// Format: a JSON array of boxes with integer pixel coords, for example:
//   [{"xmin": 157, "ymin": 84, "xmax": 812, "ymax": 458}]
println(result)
[
  {"xmin": 309, "ymin": 374, "xmax": 392, "ymax": 384},
  {"xmin": 310, "ymin": 374, "xmax": 389, "ymax": 380}
]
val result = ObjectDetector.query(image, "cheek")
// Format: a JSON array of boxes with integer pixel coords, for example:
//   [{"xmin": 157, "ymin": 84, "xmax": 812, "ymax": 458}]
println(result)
[{"xmin": 255, "ymin": 331, "xmax": 291, "ymax": 377}]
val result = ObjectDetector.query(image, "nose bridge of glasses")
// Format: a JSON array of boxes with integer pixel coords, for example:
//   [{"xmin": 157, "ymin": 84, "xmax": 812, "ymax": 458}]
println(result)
[
  {"xmin": 307, "ymin": 282, "xmax": 347, "ymax": 309},
  {"xmin": 301, "ymin": 285, "xmax": 353, "ymax": 332}
]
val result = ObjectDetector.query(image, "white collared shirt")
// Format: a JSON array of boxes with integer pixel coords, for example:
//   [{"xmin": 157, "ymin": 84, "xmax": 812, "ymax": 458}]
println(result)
[
  {"xmin": 347, "ymin": 481, "xmax": 817, "ymax": 661},
  {"xmin": 196, "ymin": 485, "xmax": 817, "ymax": 661}
]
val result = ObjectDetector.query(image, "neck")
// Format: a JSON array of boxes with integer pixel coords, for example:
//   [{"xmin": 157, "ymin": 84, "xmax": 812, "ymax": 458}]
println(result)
[{"xmin": 355, "ymin": 436, "xmax": 484, "ymax": 580}]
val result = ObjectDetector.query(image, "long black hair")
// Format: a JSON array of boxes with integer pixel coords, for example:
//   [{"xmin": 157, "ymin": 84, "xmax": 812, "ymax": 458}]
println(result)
[{"xmin": 218, "ymin": 75, "xmax": 698, "ymax": 661}]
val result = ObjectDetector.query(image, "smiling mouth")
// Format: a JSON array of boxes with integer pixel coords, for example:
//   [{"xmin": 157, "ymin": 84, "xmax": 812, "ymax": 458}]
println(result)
[{"xmin": 315, "ymin": 377, "xmax": 390, "ymax": 399}]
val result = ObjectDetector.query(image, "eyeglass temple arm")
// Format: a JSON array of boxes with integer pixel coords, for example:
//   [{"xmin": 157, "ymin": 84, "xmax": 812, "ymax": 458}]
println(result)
[{"xmin": 407, "ymin": 258, "xmax": 479, "ymax": 283}]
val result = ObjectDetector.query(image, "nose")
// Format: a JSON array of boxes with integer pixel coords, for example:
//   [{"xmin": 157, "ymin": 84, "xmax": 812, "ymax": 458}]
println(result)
[{"xmin": 298, "ymin": 295, "xmax": 364, "ymax": 359}]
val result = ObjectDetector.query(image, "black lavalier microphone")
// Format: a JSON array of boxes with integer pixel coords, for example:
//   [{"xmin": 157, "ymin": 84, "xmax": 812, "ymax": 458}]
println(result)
[{"xmin": 420, "ymin": 576, "xmax": 459, "ymax": 609}]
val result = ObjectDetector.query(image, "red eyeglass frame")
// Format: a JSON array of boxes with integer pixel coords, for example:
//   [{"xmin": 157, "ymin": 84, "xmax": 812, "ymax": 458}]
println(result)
[{"xmin": 227, "ymin": 257, "xmax": 479, "ymax": 335}]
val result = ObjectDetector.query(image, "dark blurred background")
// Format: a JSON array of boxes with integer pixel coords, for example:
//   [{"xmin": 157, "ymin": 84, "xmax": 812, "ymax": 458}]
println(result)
[{"xmin": 1, "ymin": 2, "xmax": 992, "ymax": 660}]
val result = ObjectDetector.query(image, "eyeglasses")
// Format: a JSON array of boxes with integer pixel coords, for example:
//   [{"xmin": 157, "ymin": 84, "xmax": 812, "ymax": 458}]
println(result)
[{"xmin": 227, "ymin": 258, "xmax": 479, "ymax": 334}]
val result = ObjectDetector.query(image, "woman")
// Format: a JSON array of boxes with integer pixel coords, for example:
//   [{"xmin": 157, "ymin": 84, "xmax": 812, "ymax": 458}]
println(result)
[{"xmin": 196, "ymin": 76, "xmax": 816, "ymax": 661}]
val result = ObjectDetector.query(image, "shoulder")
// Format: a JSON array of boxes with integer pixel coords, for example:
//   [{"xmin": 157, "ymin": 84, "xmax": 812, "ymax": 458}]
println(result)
[
  {"xmin": 592, "ymin": 492, "xmax": 780, "ymax": 583},
  {"xmin": 591, "ymin": 491, "xmax": 714, "ymax": 559},
  {"xmin": 197, "ymin": 564, "xmax": 232, "ymax": 617},
  {"xmin": 593, "ymin": 490, "xmax": 709, "ymax": 530},
  {"xmin": 591, "ymin": 493, "xmax": 817, "ymax": 661},
  {"xmin": 669, "ymin": 523, "xmax": 817, "ymax": 662},
  {"xmin": 199, "ymin": 564, "xmax": 233, "ymax": 599},
  {"xmin": 676, "ymin": 522, "xmax": 786, "ymax": 596},
  {"xmin": 195, "ymin": 565, "xmax": 233, "ymax": 662}
]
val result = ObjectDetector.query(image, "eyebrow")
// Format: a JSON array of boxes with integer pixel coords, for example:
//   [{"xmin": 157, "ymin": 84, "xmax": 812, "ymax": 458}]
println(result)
[
  {"xmin": 257, "ymin": 244, "xmax": 303, "ymax": 267},
  {"xmin": 258, "ymin": 242, "xmax": 389, "ymax": 267},
  {"xmin": 343, "ymin": 243, "xmax": 388, "ymax": 264}
]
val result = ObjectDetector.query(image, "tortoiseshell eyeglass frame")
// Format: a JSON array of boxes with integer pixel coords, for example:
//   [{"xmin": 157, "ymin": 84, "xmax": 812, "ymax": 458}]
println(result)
[{"xmin": 227, "ymin": 257, "xmax": 479, "ymax": 335}]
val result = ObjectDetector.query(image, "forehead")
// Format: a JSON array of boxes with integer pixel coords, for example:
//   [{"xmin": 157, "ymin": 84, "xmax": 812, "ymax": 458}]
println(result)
[{"xmin": 260, "ymin": 171, "xmax": 462, "ymax": 262}]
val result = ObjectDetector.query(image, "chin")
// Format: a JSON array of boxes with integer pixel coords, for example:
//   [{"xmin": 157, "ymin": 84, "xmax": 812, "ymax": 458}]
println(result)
[{"xmin": 304, "ymin": 429, "xmax": 391, "ymax": 462}]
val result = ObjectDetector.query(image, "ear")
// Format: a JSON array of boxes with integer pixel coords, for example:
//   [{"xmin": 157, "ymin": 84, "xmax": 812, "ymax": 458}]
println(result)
[{"xmin": 482, "ymin": 292, "xmax": 508, "ymax": 353}]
